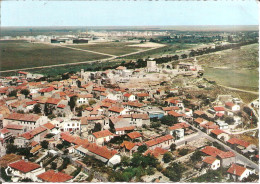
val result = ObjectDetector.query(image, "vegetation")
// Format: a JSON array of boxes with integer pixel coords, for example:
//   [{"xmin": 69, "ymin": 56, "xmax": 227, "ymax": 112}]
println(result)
[
  {"xmin": 163, "ymin": 162, "xmax": 186, "ymax": 182},
  {"xmin": 33, "ymin": 104, "xmax": 42, "ymax": 114},
  {"xmin": 160, "ymin": 115, "xmax": 177, "ymax": 126},
  {"xmin": 137, "ymin": 145, "xmax": 148, "ymax": 153},
  {"xmin": 178, "ymin": 148, "xmax": 189, "ymax": 156},
  {"xmin": 8, "ymin": 90, "xmax": 17, "ymax": 97},
  {"xmin": 40, "ymin": 140, "xmax": 49, "ymax": 149},
  {"xmin": 190, "ymin": 150, "xmax": 203, "ymax": 162},
  {"xmin": 20, "ymin": 89, "xmax": 30, "ymax": 97},
  {"xmin": 68, "ymin": 96, "xmax": 77, "ymax": 111},
  {"xmin": 163, "ymin": 152, "xmax": 174, "ymax": 163},
  {"xmin": 190, "ymin": 169, "xmax": 223, "ymax": 182},
  {"xmin": 1, "ymin": 167, "xmax": 11, "ymax": 181},
  {"xmin": 58, "ymin": 157, "xmax": 70, "ymax": 171}
]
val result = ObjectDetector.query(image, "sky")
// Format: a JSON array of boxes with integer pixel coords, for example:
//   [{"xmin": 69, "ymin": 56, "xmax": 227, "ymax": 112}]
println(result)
[{"xmin": 1, "ymin": 0, "xmax": 259, "ymax": 27}]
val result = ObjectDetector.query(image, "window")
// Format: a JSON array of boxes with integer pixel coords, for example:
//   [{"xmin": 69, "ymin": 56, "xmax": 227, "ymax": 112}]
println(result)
[{"xmin": 68, "ymin": 124, "xmax": 70, "ymax": 126}]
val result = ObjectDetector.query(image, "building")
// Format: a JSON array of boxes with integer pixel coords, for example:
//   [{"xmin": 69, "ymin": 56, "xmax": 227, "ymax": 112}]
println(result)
[
  {"xmin": 37, "ymin": 170, "xmax": 73, "ymax": 182},
  {"xmin": 145, "ymin": 134, "xmax": 174, "ymax": 150},
  {"xmin": 227, "ymin": 163, "xmax": 253, "ymax": 181},
  {"xmin": 88, "ymin": 129, "xmax": 115, "ymax": 146},
  {"xmin": 202, "ymin": 156, "xmax": 221, "ymax": 170},
  {"xmin": 6, "ymin": 160, "xmax": 45, "ymax": 182}
]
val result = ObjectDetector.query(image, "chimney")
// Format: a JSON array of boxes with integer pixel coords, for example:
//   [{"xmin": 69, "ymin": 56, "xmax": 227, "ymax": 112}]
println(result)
[{"xmin": 22, "ymin": 156, "xmax": 25, "ymax": 160}]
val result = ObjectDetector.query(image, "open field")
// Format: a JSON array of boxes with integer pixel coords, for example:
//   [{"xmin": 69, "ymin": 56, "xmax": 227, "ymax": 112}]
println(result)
[
  {"xmin": 198, "ymin": 43, "xmax": 259, "ymax": 92},
  {"xmin": 69, "ymin": 42, "xmax": 156, "ymax": 56},
  {"xmin": 0, "ymin": 40, "xmax": 109, "ymax": 71}
]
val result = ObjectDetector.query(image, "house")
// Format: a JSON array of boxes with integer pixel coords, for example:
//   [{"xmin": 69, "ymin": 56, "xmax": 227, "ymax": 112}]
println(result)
[
  {"xmin": 167, "ymin": 122, "xmax": 190, "ymax": 140},
  {"xmin": 145, "ymin": 134, "xmax": 174, "ymax": 150},
  {"xmin": 215, "ymin": 120, "xmax": 229, "ymax": 130},
  {"xmin": 210, "ymin": 129, "xmax": 230, "ymax": 142},
  {"xmin": 42, "ymin": 122, "xmax": 59, "ymax": 135},
  {"xmin": 3, "ymin": 113, "xmax": 48, "ymax": 131},
  {"xmin": 200, "ymin": 121, "xmax": 219, "ymax": 134},
  {"xmin": 37, "ymin": 170, "xmax": 73, "ymax": 182},
  {"xmin": 213, "ymin": 106, "xmax": 226, "ymax": 117},
  {"xmin": 120, "ymin": 141, "xmax": 139, "ymax": 156},
  {"xmin": 163, "ymin": 106, "xmax": 181, "ymax": 115},
  {"xmin": 227, "ymin": 163, "xmax": 253, "ymax": 181},
  {"xmin": 108, "ymin": 106, "xmax": 127, "ymax": 116},
  {"xmin": 14, "ymin": 126, "xmax": 48, "ymax": 147},
  {"xmin": 5, "ymin": 124, "xmax": 25, "ymax": 136},
  {"xmin": 225, "ymin": 102, "xmax": 240, "ymax": 111},
  {"xmin": 88, "ymin": 129, "xmax": 115, "ymax": 146},
  {"xmin": 127, "ymin": 131, "xmax": 142, "ymax": 141},
  {"xmin": 0, "ymin": 154, "xmax": 22, "ymax": 168},
  {"xmin": 115, "ymin": 126, "xmax": 135, "ymax": 136},
  {"xmin": 193, "ymin": 117, "xmax": 207, "ymax": 127},
  {"xmin": 227, "ymin": 138, "xmax": 255, "ymax": 152},
  {"xmin": 200, "ymin": 146, "xmax": 235, "ymax": 167},
  {"xmin": 202, "ymin": 156, "xmax": 220, "ymax": 170},
  {"xmin": 61, "ymin": 119, "xmax": 81, "ymax": 132},
  {"xmin": 168, "ymin": 111, "xmax": 185, "ymax": 122},
  {"xmin": 75, "ymin": 143, "xmax": 121, "ymax": 166},
  {"xmin": 136, "ymin": 93, "xmax": 149, "ymax": 101},
  {"xmin": 123, "ymin": 93, "xmax": 136, "ymax": 102},
  {"xmin": 0, "ymin": 128, "xmax": 12, "ymax": 144},
  {"xmin": 76, "ymin": 94, "xmax": 93, "ymax": 106},
  {"xmin": 131, "ymin": 113, "xmax": 150, "ymax": 127},
  {"xmin": 6, "ymin": 160, "xmax": 45, "ymax": 182}
]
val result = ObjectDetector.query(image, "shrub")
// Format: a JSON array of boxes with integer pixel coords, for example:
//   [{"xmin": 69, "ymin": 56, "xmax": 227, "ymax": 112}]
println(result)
[
  {"xmin": 163, "ymin": 152, "xmax": 173, "ymax": 163},
  {"xmin": 178, "ymin": 148, "xmax": 189, "ymax": 156}
]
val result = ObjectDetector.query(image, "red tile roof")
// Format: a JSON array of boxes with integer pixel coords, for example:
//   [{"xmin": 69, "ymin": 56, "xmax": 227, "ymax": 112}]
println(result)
[
  {"xmin": 125, "ymin": 101, "xmax": 144, "ymax": 108},
  {"xmin": 0, "ymin": 128, "xmax": 9, "ymax": 134},
  {"xmin": 116, "ymin": 66, "xmax": 126, "ymax": 70},
  {"xmin": 137, "ymin": 93, "xmax": 149, "ymax": 97},
  {"xmin": 78, "ymin": 94, "xmax": 93, "ymax": 98},
  {"xmin": 168, "ymin": 111, "xmax": 184, "ymax": 117},
  {"xmin": 5, "ymin": 124, "xmax": 24, "ymax": 130},
  {"xmin": 194, "ymin": 118, "xmax": 205, "ymax": 124},
  {"xmin": 46, "ymin": 98, "xmax": 61, "ymax": 105},
  {"xmin": 120, "ymin": 141, "xmax": 136, "ymax": 150},
  {"xmin": 145, "ymin": 135, "xmax": 174, "ymax": 147},
  {"xmin": 144, "ymin": 147, "xmax": 168, "ymax": 158},
  {"xmin": 169, "ymin": 122, "xmax": 190, "ymax": 130},
  {"xmin": 194, "ymin": 110, "xmax": 205, "ymax": 116},
  {"xmin": 211, "ymin": 129, "xmax": 226, "ymax": 136},
  {"xmin": 31, "ymin": 141, "xmax": 39, "ymax": 147},
  {"xmin": 227, "ymin": 138, "xmax": 250, "ymax": 148},
  {"xmin": 57, "ymin": 104, "xmax": 66, "ymax": 109},
  {"xmin": 93, "ymin": 130, "xmax": 114, "ymax": 138},
  {"xmin": 225, "ymin": 102, "xmax": 235, "ymax": 107},
  {"xmin": 9, "ymin": 160, "xmax": 41, "ymax": 173},
  {"xmin": 202, "ymin": 156, "xmax": 217, "ymax": 164},
  {"xmin": 124, "ymin": 93, "xmax": 132, "ymax": 97},
  {"xmin": 217, "ymin": 151, "xmax": 235, "ymax": 159},
  {"xmin": 127, "ymin": 131, "xmax": 142, "ymax": 139},
  {"xmin": 214, "ymin": 106, "xmax": 225, "ymax": 112},
  {"xmin": 37, "ymin": 170, "xmax": 73, "ymax": 182},
  {"xmin": 132, "ymin": 113, "xmax": 149, "ymax": 120},
  {"xmin": 84, "ymin": 143, "xmax": 117, "ymax": 159},
  {"xmin": 18, "ymin": 71, "xmax": 28, "ymax": 75},
  {"xmin": 227, "ymin": 164, "xmax": 247, "ymax": 177},
  {"xmin": 93, "ymin": 87, "xmax": 106, "ymax": 92},
  {"xmin": 163, "ymin": 106, "xmax": 180, "ymax": 111},
  {"xmin": 21, "ymin": 126, "xmax": 47, "ymax": 140},
  {"xmin": 200, "ymin": 146, "xmax": 223, "ymax": 157},
  {"xmin": 43, "ymin": 122, "xmax": 55, "ymax": 130},
  {"xmin": 108, "ymin": 106, "xmax": 125, "ymax": 113},
  {"xmin": 39, "ymin": 87, "xmax": 55, "ymax": 93},
  {"xmin": 5, "ymin": 113, "xmax": 40, "ymax": 122}
]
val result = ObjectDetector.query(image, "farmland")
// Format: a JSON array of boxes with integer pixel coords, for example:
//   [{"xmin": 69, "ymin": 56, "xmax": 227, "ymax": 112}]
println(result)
[
  {"xmin": 0, "ymin": 40, "xmax": 109, "ymax": 71},
  {"xmin": 69, "ymin": 42, "xmax": 159, "ymax": 56}
]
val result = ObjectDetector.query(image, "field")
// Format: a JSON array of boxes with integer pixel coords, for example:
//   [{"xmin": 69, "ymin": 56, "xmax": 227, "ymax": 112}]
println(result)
[
  {"xmin": 0, "ymin": 40, "xmax": 109, "ymax": 71},
  {"xmin": 198, "ymin": 43, "xmax": 259, "ymax": 92},
  {"xmin": 69, "ymin": 42, "xmax": 154, "ymax": 56}
]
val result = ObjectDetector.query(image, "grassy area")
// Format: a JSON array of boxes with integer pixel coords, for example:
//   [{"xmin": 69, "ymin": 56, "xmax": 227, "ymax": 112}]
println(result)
[
  {"xmin": 197, "ymin": 43, "xmax": 259, "ymax": 69},
  {"xmin": 69, "ymin": 42, "xmax": 150, "ymax": 56},
  {"xmin": 198, "ymin": 43, "xmax": 259, "ymax": 92},
  {"xmin": 0, "ymin": 40, "xmax": 109, "ymax": 71},
  {"xmin": 204, "ymin": 68, "xmax": 258, "ymax": 92}
]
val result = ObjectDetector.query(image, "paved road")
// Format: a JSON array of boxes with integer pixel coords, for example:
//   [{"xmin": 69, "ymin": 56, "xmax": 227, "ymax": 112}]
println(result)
[{"xmin": 183, "ymin": 121, "xmax": 259, "ymax": 172}]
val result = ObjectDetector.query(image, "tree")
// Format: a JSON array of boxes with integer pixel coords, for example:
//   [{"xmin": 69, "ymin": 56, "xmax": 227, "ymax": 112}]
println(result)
[
  {"xmin": 137, "ymin": 145, "xmax": 148, "ymax": 153},
  {"xmin": 163, "ymin": 152, "xmax": 173, "ymax": 163},
  {"xmin": 178, "ymin": 148, "xmax": 189, "ymax": 156},
  {"xmin": 160, "ymin": 115, "xmax": 177, "ymax": 126},
  {"xmin": 6, "ymin": 144, "xmax": 17, "ymax": 154},
  {"xmin": 163, "ymin": 162, "xmax": 186, "ymax": 182},
  {"xmin": 33, "ymin": 104, "xmax": 42, "ymax": 114},
  {"xmin": 68, "ymin": 96, "xmax": 77, "ymax": 111},
  {"xmin": 44, "ymin": 103, "xmax": 54, "ymax": 116},
  {"xmin": 56, "ymin": 144, "xmax": 64, "ymax": 150},
  {"xmin": 76, "ymin": 80, "xmax": 82, "ymax": 88},
  {"xmin": 88, "ymin": 99, "xmax": 96, "ymax": 106},
  {"xmin": 20, "ymin": 89, "xmax": 30, "ymax": 97},
  {"xmin": 170, "ymin": 143, "xmax": 176, "ymax": 151},
  {"xmin": 225, "ymin": 116, "xmax": 235, "ymax": 125},
  {"xmin": 8, "ymin": 90, "xmax": 17, "ymax": 97},
  {"xmin": 1, "ymin": 167, "xmax": 11, "ymax": 181},
  {"xmin": 40, "ymin": 140, "xmax": 49, "ymax": 149},
  {"xmin": 48, "ymin": 114, "xmax": 56, "ymax": 120},
  {"xmin": 51, "ymin": 162, "xmax": 57, "ymax": 170},
  {"xmin": 190, "ymin": 150, "xmax": 203, "ymax": 162},
  {"xmin": 20, "ymin": 178, "xmax": 33, "ymax": 182},
  {"xmin": 92, "ymin": 123, "xmax": 102, "ymax": 133}
]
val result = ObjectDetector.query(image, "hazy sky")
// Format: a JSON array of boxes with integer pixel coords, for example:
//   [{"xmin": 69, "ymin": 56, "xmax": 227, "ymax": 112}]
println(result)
[{"xmin": 1, "ymin": 1, "xmax": 259, "ymax": 26}]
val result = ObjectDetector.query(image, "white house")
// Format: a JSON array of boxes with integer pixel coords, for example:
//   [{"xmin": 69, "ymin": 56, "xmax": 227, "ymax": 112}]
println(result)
[
  {"xmin": 6, "ymin": 160, "xmax": 45, "ymax": 182},
  {"xmin": 76, "ymin": 94, "xmax": 93, "ymax": 106},
  {"xmin": 123, "ymin": 93, "xmax": 136, "ymax": 102},
  {"xmin": 61, "ymin": 119, "xmax": 80, "ymax": 132},
  {"xmin": 202, "ymin": 156, "xmax": 221, "ymax": 170},
  {"xmin": 225, "ymin": 102, "xmax": 240, "ymax": 111},
  {"xmin": 88, "ymin": 129, "xmax": 115, "ymax": 146},
  {"xmin": 227, "ymin": 163, "xmax": 253, "ymax": 181}
]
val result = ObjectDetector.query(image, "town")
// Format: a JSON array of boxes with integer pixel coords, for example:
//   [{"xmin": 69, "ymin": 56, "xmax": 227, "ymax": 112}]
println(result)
[{"xmin": 0, "ymin": 51, "xmax": 259, "ymax": 182}]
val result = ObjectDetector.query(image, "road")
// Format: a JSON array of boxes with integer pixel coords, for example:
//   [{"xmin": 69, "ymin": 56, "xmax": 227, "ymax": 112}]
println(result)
[
  {"xmin": 217, "ymin": 84, "xmax": 259, "ymax": 95},
  {"xmin": 183, "ymin": 121, "xmax": 259, "ymax": 172}
]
